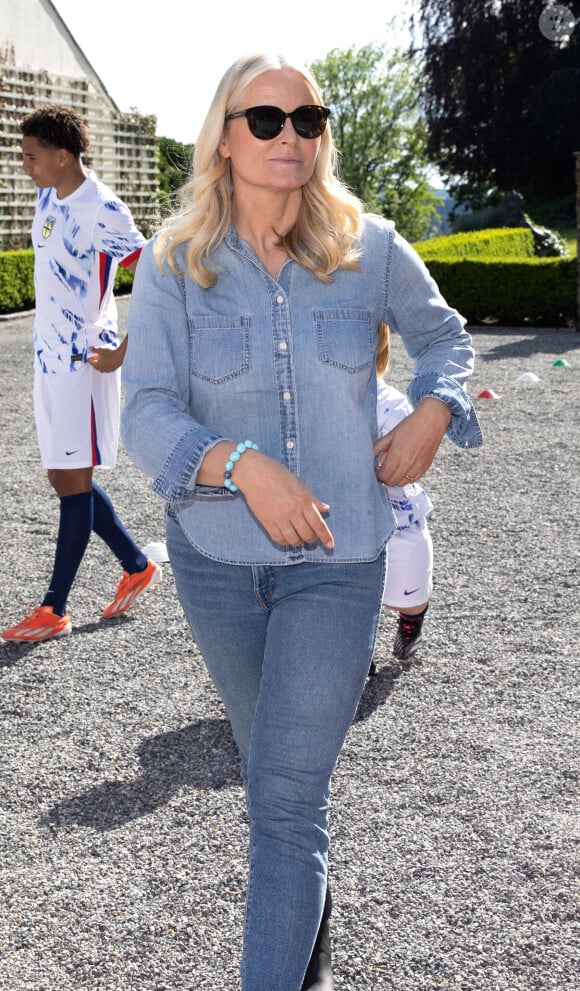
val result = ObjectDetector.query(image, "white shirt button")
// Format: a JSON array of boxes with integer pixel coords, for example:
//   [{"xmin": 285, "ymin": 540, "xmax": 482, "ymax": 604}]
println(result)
[
  {"xmin": 283, "ymin": 391, "xmax": 291, "ymax": 400},
  {"xmin": 279, "ymin": 341, "xmax": 288, "ymax": 351},
  {"xmin": 286, "ymin": 440, "xmax": 295, "ymax": 450},
  {"xmin": 276, "ymin": 295, "xmax": 284, "ymax": 304}
]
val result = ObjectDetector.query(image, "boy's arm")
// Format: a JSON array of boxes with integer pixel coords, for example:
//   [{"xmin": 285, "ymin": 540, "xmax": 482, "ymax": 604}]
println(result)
[
  {"xmin": 89, "ymin": 247, "xmax": 141, "ymax": 372},
  {"xmin": 89, "ymin": 334, "xmax": 128, "ymax": 372}
]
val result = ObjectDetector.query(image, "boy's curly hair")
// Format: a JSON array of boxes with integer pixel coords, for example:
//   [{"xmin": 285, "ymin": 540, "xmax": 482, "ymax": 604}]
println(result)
[{"xmin": 20, "ymin": 104, "xmax": 90, "ymax": 157}]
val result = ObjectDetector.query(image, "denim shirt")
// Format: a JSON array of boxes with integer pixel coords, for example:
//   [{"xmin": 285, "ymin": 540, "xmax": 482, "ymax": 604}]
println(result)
[{"xmin": 121, "ymin": 214, "xmax": 482, "ymax": 565}]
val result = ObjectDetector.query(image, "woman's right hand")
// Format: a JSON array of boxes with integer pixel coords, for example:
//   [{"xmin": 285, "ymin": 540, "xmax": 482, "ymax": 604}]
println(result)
[
  {"xmin": 237, "ymin": 451, "xmax": 334, "ymax": 549},
  {"xmin": 198, "ymin": 442, "xmax": 334, "ymax": 549}
]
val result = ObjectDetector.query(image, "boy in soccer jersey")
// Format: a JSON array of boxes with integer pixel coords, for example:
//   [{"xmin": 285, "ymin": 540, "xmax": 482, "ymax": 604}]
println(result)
[
  {"xmin": 374, "ymin": 377, "xmax": 433, "ymax": 662},
  {"xmin": 2, "ymin": 105, "xmax": 161, "ymax": 643},
  {"xmin": 368, "ymin": 324, "xmax": 432, "ymax": 674}
]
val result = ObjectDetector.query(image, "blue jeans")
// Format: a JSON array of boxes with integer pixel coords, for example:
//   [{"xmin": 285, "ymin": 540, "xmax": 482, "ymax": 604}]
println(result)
[{"xmin": 166, "ymin": 514, "xmax": 386, "ymax": 991}]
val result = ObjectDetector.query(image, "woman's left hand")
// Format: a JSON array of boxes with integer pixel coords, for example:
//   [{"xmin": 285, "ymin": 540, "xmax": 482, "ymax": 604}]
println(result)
[{"xmin": 374, "ymin": 397, "xmax": 452, "ymax": 487}]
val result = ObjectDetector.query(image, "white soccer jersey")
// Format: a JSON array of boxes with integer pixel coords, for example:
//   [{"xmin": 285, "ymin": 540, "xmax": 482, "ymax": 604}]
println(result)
[
  {"xmin": 376, "ymin": 379, "xmax": 434, "ymax": 530},
  {"xmin": 31, "ymin": 171, "xmax": 145, "ymax": 374}
]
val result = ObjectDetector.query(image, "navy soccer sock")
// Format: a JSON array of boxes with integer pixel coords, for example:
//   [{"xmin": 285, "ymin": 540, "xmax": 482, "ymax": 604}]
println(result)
[
  {"xmin": 91, "ymin": 482, "xmax": 147, "ymax": 574},
  {"xmin": 43, "ymin": 490, "xmax": 93, "ymax": 616}
]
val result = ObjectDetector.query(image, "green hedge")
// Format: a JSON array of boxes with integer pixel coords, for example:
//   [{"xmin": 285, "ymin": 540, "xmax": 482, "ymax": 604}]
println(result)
[
  {"xmin": 1, "ymin": 237, "xmax": 576, "ymax": 326},
  {"xmin": 0, "ymin": 250, "xmax": 36, "ymax": 313},
  {"xmin": 0, "ymin": 248, "xmax": 134, "ymax": 314},
  {"xmin": 114, "ymin": 265, "xmax": 135, "ymax": 293},
  {"xmin": 416, "ymin": 226, "xmax": 536, "ymax": 261},
  {"xmin": 421, "ymin": 256, "xmax": 576, "ymax": 326}
]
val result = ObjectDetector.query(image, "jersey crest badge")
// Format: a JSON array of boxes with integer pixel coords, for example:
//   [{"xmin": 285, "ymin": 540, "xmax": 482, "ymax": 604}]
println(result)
[{"xmin": 42, "ymin": 216, "xmax": 56, "ymax": 239}]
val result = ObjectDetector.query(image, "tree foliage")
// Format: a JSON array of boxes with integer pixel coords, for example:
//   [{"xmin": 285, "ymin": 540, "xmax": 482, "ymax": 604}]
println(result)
[
  {"xmin": 158, "ymin": 135, "xmax": 193, "ymax": 198},
  {"xmin": 310, "ymin": 44, "xmax": 441, "ymax": 241},
  {"xmin": 413, "ymin": 0, "xmax": 580, "ymax": 203}
]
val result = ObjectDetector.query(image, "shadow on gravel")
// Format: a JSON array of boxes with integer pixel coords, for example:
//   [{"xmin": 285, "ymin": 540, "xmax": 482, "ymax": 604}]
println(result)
[
  {"xmin": 354, "ymin": 661, "xmax": 412, "ymax": 723},
  {"xmin": 44, "ymin": 717, "xmax": 241, "ymax": 832},
  {"xmin": 471, "ymin": 326, "xmax": 580, "ymax": 362},
  {"xmin": 1, "ymin": 642, "xmax": 43, "ymax": 667}
]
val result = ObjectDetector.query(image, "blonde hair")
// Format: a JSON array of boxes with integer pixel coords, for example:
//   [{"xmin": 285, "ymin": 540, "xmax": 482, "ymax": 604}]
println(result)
[
  {"xmin": 154, "ymin": 53, "xmax": 363, "ymax": 287},
  {"xmin": 376, "ymin": 322, "xmax": 391, "ymax": 378}
]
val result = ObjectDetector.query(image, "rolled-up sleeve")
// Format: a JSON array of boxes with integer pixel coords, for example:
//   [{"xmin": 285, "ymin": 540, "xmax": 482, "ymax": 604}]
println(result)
[
  {"xmin": 407, "ymin": 374, "xmax": 483, "ymax": 449},
  {"xmin": 385, "ymin": 229, "xmax": 483, "ymax": 450}
]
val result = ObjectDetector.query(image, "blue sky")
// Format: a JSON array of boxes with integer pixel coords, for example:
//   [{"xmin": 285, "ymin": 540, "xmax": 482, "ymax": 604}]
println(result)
[{"xmin": 51, "ymin": 0, "xmax": 415, "ymax": 143}]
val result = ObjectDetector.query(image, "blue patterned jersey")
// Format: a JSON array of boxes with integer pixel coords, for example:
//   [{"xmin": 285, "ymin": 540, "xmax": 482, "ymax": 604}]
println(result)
[{"xmin": 31, "ymin": 171, "xmax": 145, "ymax": 373}]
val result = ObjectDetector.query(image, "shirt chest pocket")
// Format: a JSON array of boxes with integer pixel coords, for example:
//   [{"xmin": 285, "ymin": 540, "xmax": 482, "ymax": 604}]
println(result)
[
  {"xmin": 188, "ymin": 315, "xmax": 250, "ymax": 383},
  {"xmin": 314, "ymin": 308, "xmax": 374, "ymax": 373}
]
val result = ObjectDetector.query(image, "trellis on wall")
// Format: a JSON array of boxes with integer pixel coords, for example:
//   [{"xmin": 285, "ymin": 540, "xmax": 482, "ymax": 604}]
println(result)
[{"xmin": 0, "ymin": 61, "xmax": 159, "ymax": 250}]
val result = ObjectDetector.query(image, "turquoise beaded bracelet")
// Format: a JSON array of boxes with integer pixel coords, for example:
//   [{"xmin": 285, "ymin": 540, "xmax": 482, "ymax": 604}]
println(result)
[{"xmin": 224, "ymin": 440, "xmax": 259, "ymax": 493}]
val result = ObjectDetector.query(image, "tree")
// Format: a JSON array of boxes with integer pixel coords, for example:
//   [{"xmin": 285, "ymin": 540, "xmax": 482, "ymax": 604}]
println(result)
[
  {"xmin": 158, "ymin": 135, "xmax": 194, "ymax": 199},
  {"xmin": 413, "ymin": 0, "xmax": 580, "ymax": 206},
  {"xmin": 310, "ymin": 44, "xmax": 442, "ymax": 241}
]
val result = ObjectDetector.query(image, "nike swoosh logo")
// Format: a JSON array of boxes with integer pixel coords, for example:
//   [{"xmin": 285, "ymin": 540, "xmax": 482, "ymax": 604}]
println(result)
[
  {"xmin": 65, "ymin": 449, "xmax": 80, "ymax": 456},
  {"xmin": 404, "ymin": 587, "xmax": 420, "ymax": 596}
]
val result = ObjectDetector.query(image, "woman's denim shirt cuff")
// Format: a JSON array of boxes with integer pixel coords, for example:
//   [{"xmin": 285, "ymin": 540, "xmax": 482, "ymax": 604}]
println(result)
[
  {"xmin": 408, "ymin": 374, "xmax": 483, "ymax": 450},
  {"xmin": 152, "ymin": 430, "xmax": 224, "ymax": 502}
]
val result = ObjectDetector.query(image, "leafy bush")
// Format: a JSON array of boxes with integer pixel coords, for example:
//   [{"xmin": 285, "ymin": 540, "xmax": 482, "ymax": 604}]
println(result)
[
  {"xmin": 114, "ymin": 266, "xmax": 135, "ymax": 293},
  {"xmin": 0, "ymin": 250, "xmax": 35, "ymax": 313},
  {"xmin": 413, "ymin": 227, "xmax": 575, "ymax": 325},
  {"xmin": 0, "ymin": 235, "xmax": 575, "ymax": 326},
  {"xmin": 421, "ymin": 257, "xmax": 576, "ymax": 326},
  {"xmin": 416, "ymin": 227, "xmax": 536, "ymax": 260}
]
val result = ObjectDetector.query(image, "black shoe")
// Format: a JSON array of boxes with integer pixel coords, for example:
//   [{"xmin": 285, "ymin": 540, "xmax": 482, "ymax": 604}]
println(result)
[
  {"xmin": 393, "ymin": 609, "xmax": 427, "ymax": 660},
  {"xmin": 301, "ymin": 889, "xmax": 334, "ymax": 990}
]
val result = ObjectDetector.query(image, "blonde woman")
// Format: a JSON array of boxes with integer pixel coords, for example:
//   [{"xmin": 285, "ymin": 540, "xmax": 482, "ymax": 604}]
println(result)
[{"xmin": 121, "ymin": 53, "xmax": 482, "ymax": 991}]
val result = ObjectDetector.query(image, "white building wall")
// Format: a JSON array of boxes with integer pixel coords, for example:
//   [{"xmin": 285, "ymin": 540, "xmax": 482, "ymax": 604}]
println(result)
[
  {"xmin": 1, "ymin": 0, "xmax": 116, "ymax": 106},
  {"xmin": 0, "ymin": 0, "xmax": 159, "ymax": 250}
]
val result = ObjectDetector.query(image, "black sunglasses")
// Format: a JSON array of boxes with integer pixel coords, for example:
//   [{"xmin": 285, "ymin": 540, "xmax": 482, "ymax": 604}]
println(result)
[{"xmin": 225, "ymin": 104, "xmax": 331, "ymax": 140}]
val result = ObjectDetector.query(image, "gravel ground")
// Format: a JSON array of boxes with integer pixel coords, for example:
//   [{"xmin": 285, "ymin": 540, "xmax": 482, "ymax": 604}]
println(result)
[{"xmin": 1, "ymin": 302, "xmax": 578, "ymax": 991}]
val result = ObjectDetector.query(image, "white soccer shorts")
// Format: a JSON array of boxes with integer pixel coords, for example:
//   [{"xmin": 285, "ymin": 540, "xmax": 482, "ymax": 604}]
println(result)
[
  {"xmin": 383, "ymin": 519, "xmax": 433, "ymax": 609},
  {"xmin": 34, "ymin": 362, "xmax": 120, "ymax": 469}
]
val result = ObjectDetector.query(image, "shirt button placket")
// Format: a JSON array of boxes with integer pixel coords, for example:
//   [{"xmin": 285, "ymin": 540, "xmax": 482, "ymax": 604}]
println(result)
[{"xmin": 273, "ymin": 290, "xmax": 298, "ymax": 474}]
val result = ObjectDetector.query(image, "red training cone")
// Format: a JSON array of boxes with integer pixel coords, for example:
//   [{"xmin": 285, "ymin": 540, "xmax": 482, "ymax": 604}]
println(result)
[{"xmin": 476, "ymin": 388, "xmax": 500, "ymax": 399}]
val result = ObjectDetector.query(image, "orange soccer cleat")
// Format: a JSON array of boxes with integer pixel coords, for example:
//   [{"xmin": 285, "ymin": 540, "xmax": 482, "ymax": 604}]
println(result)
[
  {"xmin": 102, "ymin": 559, "xmax": 162, "ymax": 619},
  {"xmin": 2, "ymin": 605, "xmax": 72, "ymax": 642}
]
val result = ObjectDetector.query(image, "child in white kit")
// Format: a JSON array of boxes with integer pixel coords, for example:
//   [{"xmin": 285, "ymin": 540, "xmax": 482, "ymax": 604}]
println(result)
[{"xmin": 370, "ymin": 324, "xmax": 433, "ymax": 673}]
